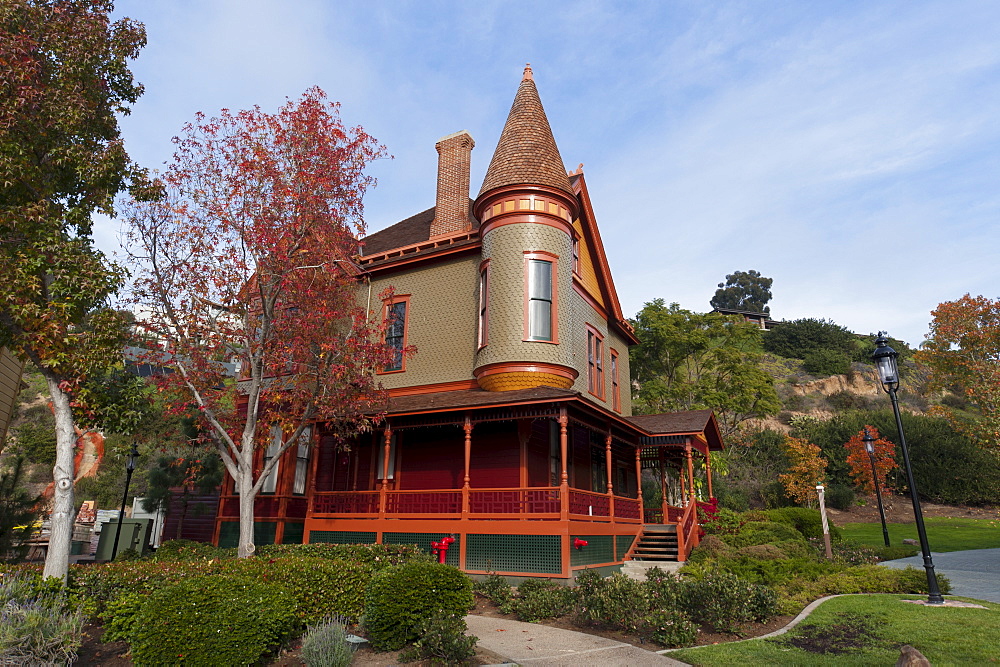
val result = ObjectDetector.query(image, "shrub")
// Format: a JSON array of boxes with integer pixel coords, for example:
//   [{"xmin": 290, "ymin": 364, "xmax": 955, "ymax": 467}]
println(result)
[
  {"xmin": 701, "ymin": 507, "xmax": 745, "ymax": 535},
  {"xmin": 100, "ymin": 590, "xmax": 146, "ymax": 642},
  {"xmin": 363, "ymin": 561, "xmax": 473, "ymax": 651},
  {"xmin": 509, "ymin": 579, "xmax": 576, "ymax": 622},
  {"xmin": 150, "ymin": 539, "xmax": 230, "ymax": 561},
  {"xmin": 576, "ymin": 572, "xmax": 648, "ymax": 634},
  {"xmin": 129, "ymin": 574, "xmax": 298, "ymax": 666},
  {"xmin": 257, "ymin": 542, "xmax": 430, "ymax": 568},
  {"xmin": 875, "ymin": 545, "xmax": 919, "ymax": 561},
  {"xmin": 778, "ymin": 565, "xmax": 952, "ymax": 613},
  {"xmin": 726, "ymin": 521, "xmax": 805, "ymax": 548},
  {"xmin": 679, "ymin": 572, "xmax": 778, "ymax": 633},
  {"xmin": 688, "ymin": 534, "xmax": 732, "ymax": 562},
  {"xmin": 804, "ymin": 349, "xmax": 851, "ymax": 377},
  {"xmin": 0, "ymin": 574, "xmax": 84, "ymax": 666},
  {"xmin": 737, "ymin": 544, "xmax": 786, "ymax": 560},
  {"xmin": 399, "ymin": 611, "xmax": 478, "ymax": 664},
  {"xmin": 764, "ymin": 318, "xmax": 856, "ymax": 360},
  {"xmin": 263, "ymin": 557, "xmax": 372, "ymax": 623},
  {"xmin": 474, "ymin": 572, "xmax": 513, "ymax": 607},
  {"xmin": 645, "ymin": 608, "xmax": 699, "ymax": 648},
  {"xmin": 765, "ymin": 507, "xmax": 843, "ymax": 541},
  {"xmin": 707, "ymin": 556, "xmax": 841, "ymax": 587},
  {"xmin": 301, "ymin": 616, "xmax": 355, "ymax": 667},
  {"xmin": 825, "ymin": 483, "xmax": 856, "ymax": 510}
]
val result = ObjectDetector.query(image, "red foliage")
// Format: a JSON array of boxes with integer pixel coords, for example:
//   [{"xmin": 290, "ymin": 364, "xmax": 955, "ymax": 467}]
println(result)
[
  {"xmin": 844, "ymin": 426, "xmax": 897, "ymax": 496},
  {"xmin": 125, "ymin": 88, "xmax": 397, "ymax": 554}
]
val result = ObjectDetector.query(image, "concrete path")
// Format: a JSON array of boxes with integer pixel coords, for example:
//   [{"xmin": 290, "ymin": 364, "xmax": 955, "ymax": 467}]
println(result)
[
  {"xmin": 466, "ymin": 614, "xmax": 687, "ymax": 666},
  {"xmin": 879, "ymin": 548, "xmax": 1000, "ymax": 603}
]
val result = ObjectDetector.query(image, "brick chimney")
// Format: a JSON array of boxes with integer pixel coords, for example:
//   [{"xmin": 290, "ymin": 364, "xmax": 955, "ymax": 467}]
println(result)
[{"xmin": 431, "ymin": 130, "xmax": 475, "ymax": 238}]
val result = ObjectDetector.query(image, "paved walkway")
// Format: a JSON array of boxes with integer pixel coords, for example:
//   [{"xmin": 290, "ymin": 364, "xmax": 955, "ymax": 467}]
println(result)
[
  {"xmin": 466, "ymin": 615, "xmax": 687, "ymax": 666},
  {"xmin": 879, "ymin": 547, "xmax": 1000, "ymax": 603}
]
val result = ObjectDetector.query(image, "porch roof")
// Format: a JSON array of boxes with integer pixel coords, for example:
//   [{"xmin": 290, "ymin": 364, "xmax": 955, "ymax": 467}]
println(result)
[
  {"xmin": 625, "ymin": 410, "xmax": 725, "ymax": 451},
  {"xmin": 384, "ymin": 385, "xmax": 578, "ymax": 416}
]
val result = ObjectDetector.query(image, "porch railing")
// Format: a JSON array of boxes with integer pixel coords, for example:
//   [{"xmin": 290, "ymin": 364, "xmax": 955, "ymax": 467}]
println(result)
[{"xmin": 311, "ymin": 487, "xmax": 641, "ymax": 522}]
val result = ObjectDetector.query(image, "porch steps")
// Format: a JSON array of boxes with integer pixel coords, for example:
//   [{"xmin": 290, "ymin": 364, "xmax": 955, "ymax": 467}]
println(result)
[{"xmin": 623, "ymin": 524, "xmax": 682, "ymax": 580}]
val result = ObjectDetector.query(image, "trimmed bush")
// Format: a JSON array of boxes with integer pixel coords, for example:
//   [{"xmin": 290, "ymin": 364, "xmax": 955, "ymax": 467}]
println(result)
[
  {"xmin": 257, "ymin": 542, "xmax": 430, "ymax": 569},
  {"xmin": 726, "ymin": 521, "xmax": 805, "ymax": 548},
  {"xmin": 575, "ymin": 572, "xmax": 647, "ymax": 633},
  {"xmin": 738, "ymin": 544, "xmax": 787, "ymax": 560},
  {"xmin": 646, "ymin": 608, "xmax": 699, "ymax": 648},
  {"xmin": 263, "ymin": 557, "xmax": 372, "ymax": 623},
  {"xmin": 301, "ymin": 616, "xmax": 354, "ymax": 667},
  {"xmin": 363, "ymin": 561, "xmax": 474, "ymax": 651},
  {"xmin": 150, "ymin": 539, "xmax": 231, "ymax": 561},
  {"xmin": 777, "ymin": 565, "xmax": 952, "ymax": 613},
  {"xmin": 680, "ymin": 572, "xmax": 779, "ymax": 633},
  {"xmin": 129, "ymin": 575, "xmax": 298, "ymax": 666},
  {"xmin": 509, "ymin": 579, "xmax": 576, "ymax": 622},
  {"xmin": 688, "ymin": 534, "xmax": 732, "ymax": 562},
  {"xmin": 475, "ymin": 572, "xmax": 514, "ymax": 607}
]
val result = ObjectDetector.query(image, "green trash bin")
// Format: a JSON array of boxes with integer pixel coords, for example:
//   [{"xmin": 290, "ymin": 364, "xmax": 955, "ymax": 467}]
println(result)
[{"xmin": 95, "ymin": 518, "xmax": 152, "ymax": 561}]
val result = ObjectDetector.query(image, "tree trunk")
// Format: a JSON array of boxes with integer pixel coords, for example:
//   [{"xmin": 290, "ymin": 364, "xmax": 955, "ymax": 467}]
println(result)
[
  {"xmin": 237, "ymin": 465, "xmax": 256, "ymax": 558},
  {"xmin": 42, "ymin": 375, "xmax": 77, "ymax": 581}
]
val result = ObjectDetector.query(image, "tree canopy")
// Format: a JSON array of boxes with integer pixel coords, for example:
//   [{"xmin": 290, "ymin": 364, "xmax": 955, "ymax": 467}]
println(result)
[
  {"xmin": 0, "ymin": 0, "xmax": 146, "ymax": 580},
  {"xmin": 125, "ymin": 88, "xmax": 394, "ymax": 557},
  {"xmin": 710, "ymin": 269, "xmax": 773, "ymax": 314},
  {"xmin": 630, "ymin": 299, "xmax": 781, "ymax": 437},
  {"xmin": 916, "ymin": 294, "xmax": 1000, "ymax": 450}
]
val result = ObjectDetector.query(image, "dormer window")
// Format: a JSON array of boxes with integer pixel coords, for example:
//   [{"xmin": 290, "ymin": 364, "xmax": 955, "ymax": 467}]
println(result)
[{"xmin": 524, "ymin": 252, "xmax": 558, "ymax": 343}]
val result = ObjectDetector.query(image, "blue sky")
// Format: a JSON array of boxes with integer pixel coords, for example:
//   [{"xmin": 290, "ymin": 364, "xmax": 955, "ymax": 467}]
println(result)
[{"xmin": 102, "ymin": 0, "xmax": 1000, "ymax": 347}]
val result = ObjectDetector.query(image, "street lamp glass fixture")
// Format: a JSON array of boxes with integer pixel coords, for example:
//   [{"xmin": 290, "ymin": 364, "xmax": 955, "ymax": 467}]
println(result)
[
  {"xmin": 862, "ymin": 428, "xmax": 875, "ymax": 454},
  {"xmin": 872, "ymin": 332, "xmax": 899, "ymax": 390},
  {"xmin": 126, "ymin": 442, "xmax": 140, "ymax": 473}
]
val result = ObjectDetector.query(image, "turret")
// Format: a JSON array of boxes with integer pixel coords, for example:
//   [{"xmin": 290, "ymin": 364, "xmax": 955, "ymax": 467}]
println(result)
[{"xmin": 472, "ymin": 66, "xmax": 580, "ymax": 392}]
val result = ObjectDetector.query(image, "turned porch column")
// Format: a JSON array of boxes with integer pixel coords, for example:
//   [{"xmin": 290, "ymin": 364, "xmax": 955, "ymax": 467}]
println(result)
[
  {"xmin": 462, "ymin": 415, "xmax": 472, "ymax": 518},
  {"xmin": 635, "ymin": 446, "xmax": 644, "ymax": 522},
  {"xmin": 605, "ymin": 432, "xmax": 614, "ymax": 518},
  {"xmin": 379, "ymin": 423, "xmax": 391, "ymax": 517},
  {"xmin": 559, "ymin": 409, "xmax": 569, "ymax": 521},
  {"xmin": 685, "ymin": 443, "xmax": 697, "ymax": 507}
]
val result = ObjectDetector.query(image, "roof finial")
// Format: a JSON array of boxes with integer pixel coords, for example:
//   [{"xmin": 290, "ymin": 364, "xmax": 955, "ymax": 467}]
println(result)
[{"xmin": 523, "ymin": 63, "xmax": 533, "ymax": 80}]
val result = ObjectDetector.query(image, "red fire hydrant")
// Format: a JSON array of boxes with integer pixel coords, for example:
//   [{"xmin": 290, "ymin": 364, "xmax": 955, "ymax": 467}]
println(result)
[
  {"xmin": 431, "ymin": 535, "xmax": 456, "ymax": 563},
  {"xmin": 573, "ymin": 537, "xmax": 588, "ymax": 550}
]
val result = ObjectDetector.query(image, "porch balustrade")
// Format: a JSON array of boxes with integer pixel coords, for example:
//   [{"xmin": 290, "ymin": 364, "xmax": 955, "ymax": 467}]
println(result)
[{"xmin": 310, "ymin": 486, "xmax": 642, "ymax": 523}]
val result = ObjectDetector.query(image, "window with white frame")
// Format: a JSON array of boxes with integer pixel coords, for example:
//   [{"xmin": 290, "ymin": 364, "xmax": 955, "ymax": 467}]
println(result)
[
  {"xmin": 527, "ymin": 258, "xmax": 554, "ymax": 341},
  {"xmin": 292, "ymin": 426, "xmax": 312, "ymax": 495}
]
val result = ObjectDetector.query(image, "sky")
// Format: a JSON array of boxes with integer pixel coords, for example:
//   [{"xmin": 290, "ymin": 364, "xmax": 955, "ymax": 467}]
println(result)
[{"xmin": 100, "ymin": 0, "xmax": 1000, "ymax": 348}]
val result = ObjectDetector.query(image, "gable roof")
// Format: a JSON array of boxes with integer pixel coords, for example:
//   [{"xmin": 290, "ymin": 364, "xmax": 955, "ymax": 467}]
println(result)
[
  {"xmin": 478, "ymin": 66, "xmax": 574, "ymax": 198},
  {"xmin": 571, "ymin": 172, "xmax": 640, "ymax": 346},
  {"xmin": 626, "ymin": 410, "xmax": 725, "ymax": 450}
]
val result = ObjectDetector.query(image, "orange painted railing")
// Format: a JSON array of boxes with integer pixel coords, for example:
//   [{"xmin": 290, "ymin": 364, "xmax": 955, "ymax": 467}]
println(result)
[
  {"xmin": 675, "ymin": 502, "xmax": 699, "ymax": 560},
  {"xmin": 311, "ymin": 487, "xmax": 641, "ymax": 522}
]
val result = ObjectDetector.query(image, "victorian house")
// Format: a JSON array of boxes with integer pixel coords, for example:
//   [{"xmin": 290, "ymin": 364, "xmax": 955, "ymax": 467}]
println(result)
[{"xmin": 212, "ymin": 67, "xmax": 723, "ymax": 579}]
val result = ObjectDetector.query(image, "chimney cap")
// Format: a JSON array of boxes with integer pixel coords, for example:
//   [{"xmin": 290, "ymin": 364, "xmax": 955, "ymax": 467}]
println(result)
[{"xmin": 436, "ymin": 129, "xmax": 475, "ymax": 146}]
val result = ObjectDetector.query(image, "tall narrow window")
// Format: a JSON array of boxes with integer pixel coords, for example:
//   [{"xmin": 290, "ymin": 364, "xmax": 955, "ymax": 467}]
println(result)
[
  {"xmin": 382, "ymin": 297, "xmax": 409, "ymax": 372},
  {"xmin": 262, "ymin": 425, "xmax": 283, "ymax": 494},
  {"xmin": 292, "ymin": 426, "xmax": 312, "ymax": 495},
  {"xmin": 610, "ymin": 349, "xmax": 620, "ymax": 412},
  {"xmin": 572, "ymin": 236, "xmax": 580, "ymax": 275},
  {"xmin": 526, "ymin": 256, "xmax": 554, "ymax": 341},
  {"xmin": 478, "ymin": 262, "xmax": 489, "ymax": 349},
  {"xmin": 587, "ymin": 326, "xmax": 604, "ymax": 399}
]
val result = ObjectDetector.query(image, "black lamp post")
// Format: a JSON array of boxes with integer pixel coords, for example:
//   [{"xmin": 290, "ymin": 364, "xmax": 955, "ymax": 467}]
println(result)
[
  {"xmin": 872, "ymin": 332, "xmax": 944, "ymax": 604},
  {"xmin": 862, "ymin": 427, "xmax": 891, "ymax": 547},
  {"xmin": 111, "ymin": 442, "xmax": 140, "ymax": 561}
]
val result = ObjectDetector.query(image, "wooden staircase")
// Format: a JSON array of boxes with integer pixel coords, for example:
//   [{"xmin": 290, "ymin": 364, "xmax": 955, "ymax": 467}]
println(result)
[{"xmin": 621, "ymin": 524, "xmax": 683, "ymax": 580}]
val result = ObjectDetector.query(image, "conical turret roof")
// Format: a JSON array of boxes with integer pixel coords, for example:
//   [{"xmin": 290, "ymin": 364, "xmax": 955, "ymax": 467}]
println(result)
[{"xmin": 478, "ymin": 65, "xmax": 574, "ymax": 198}]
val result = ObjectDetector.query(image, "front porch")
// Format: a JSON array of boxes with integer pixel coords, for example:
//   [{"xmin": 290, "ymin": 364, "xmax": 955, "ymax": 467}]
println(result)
[{"xmin": 213, "ymin": 389, "xmax": 723, "ymax": 578}]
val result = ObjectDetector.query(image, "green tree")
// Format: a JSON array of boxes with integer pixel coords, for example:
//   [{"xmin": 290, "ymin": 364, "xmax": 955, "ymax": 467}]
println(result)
[
  {"xmin": 0, "ymin": 457, "xmax": 42, "ymax": 562},
  {"xmin": 0, "ymin": 0, "xmax": 146, "ymax": 580},
  {"xmin": 710, "ymin": 269, "xmax": 773, "ymax": 314},
  {"xmin": 630, "ymin": 300, "xmax": 781, "ymax": 436}
]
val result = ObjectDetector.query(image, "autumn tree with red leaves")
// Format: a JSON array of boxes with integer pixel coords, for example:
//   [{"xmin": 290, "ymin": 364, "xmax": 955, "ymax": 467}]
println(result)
[
  {"xmin": 779, "ymin": 435, "xmax": 827, "ymax": 507},
  {"xmin": 125, "ymin": 88, "xmax": 396, "ymax": 557},
  {"xmin": 916, "ymin": 294, "xmax": 1000, "ymax": 450},
  {"xmin": 844, "ymin": 426, "xmax": 897, "ymax": 497},
  {"xmin": 0, "ymin": 0, "xmax": 145, "ymax": 580}
]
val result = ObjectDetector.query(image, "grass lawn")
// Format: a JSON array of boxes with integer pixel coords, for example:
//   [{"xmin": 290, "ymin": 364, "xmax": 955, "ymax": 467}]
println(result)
[
  {"xmin": 840, "ymin": 517, "xmax": 1000, "ymax": 552},
  {"xmin": 669, "ymin": 594, "xmax": 1000, "ymax": 665}
]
